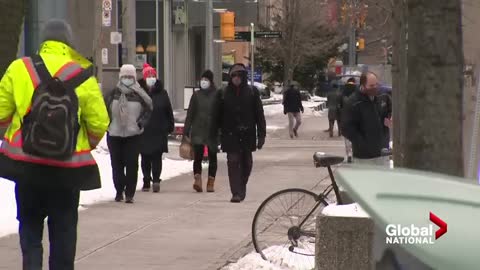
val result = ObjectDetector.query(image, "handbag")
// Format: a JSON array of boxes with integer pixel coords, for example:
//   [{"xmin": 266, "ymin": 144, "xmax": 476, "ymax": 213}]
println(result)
[{"xmin": 179, "ymin": 136, "xmax": 194, "ymax": 160}]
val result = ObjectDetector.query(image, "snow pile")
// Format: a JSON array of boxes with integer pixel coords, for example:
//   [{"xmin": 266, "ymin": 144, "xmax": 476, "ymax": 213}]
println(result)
[
  {"xmin": 311, "ymin": 96, "xmax": 327, "ymax": 102},
  {"xmin": 223, "ymin": 246, "xmax": 315, "ymax": 270},
  {"xmin": 0, "ymin": 137, "xmax": 193, "ymax": 238},
  {"xmin": 321, "ymin": 203, "xmax": 369, "ymax": 218},
  {"xmin": 263, "ymin": 104, "xmax": 284, "ymax": 117}
]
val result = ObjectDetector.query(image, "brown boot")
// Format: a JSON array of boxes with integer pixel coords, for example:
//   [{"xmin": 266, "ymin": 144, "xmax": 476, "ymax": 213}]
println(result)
[
  {"xmin": 193, "ymin": 174, "xmax": 203, "ymax": 192},
  {"xmin": 207, "ymin": 177, "xmax": 215, "ymax": 193}
]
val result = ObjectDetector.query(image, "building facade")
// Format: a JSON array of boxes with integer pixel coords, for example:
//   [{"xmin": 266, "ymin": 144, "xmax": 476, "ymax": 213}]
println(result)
[{"xmin": 19, "ymin": 0, "xmax": 258, "ymax": 109}]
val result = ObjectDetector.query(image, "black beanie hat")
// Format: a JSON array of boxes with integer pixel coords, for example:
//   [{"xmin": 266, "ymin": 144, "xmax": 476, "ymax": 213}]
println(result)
[{"xmin": 201, "ymin": 70, "xmax": 214, "ymax": 83}]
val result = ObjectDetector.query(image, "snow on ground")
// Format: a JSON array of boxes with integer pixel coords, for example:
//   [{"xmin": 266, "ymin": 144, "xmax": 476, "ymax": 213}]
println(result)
[
  {"xmin": 222, "ymin": 245, "xmax": 315, "ymax": 270},
  {"xmin": 0, "ymin": 137, "xmax": 192, "ymax": 238},
  {"xmin": 322, "ymin": 203, "xmax": 369, "ymax": 218}
]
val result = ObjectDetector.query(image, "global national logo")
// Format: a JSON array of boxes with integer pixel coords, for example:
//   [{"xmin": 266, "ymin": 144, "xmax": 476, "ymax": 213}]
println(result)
[{"xmin": 385, "ymin": 212, "xmax": 447, "ymax": 244}]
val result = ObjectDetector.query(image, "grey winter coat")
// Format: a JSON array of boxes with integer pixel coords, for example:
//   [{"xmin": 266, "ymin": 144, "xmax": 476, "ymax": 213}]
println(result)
[
  {"xmin": 184, "ymin": 87, "xmax": 218, "ymax": 151},
  {"xmin": 106, "ymin": 82, "xmax": 153, "ymax": 137}
]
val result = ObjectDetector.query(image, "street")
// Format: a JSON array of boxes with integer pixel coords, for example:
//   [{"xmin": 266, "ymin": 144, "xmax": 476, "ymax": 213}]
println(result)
[{"xmin": 0, "ymin": 106, "xmax": 345, "ymax": 270}]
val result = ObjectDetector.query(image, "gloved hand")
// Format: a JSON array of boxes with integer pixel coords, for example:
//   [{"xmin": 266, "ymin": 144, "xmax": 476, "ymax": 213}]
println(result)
[
  {"xmin": 284, "ymin": 110, "xmax": 287, "ymax": 115},
  {"xmin": 257, "ymin": 137, "xmax": 265, "ymax": 150},
  {"xmin": 301, "ymin": 108, "xmax": 304, "ymax": 113}
]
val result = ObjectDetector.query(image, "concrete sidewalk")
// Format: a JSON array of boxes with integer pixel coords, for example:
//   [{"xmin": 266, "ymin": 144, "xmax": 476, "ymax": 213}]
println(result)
[{"xmin": 0, "ymin": 114, "xmax": 346, "ymax": 270}]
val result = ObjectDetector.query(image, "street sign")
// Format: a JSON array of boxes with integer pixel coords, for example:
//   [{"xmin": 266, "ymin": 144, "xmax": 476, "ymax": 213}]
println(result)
[
  {"xmin": 101, "ymin": 48, "xmax": 109, "ymax": 65},
  {"xmin": 255, "ymin": 31, "xmax": 282, "ymax": 39},
  {"xmin": 110, "ymin": 32, "xmax": 122, "ymax": 45},
  {"xmin": 234, "ymin": 31, "xmax": 282, "ymax": 42},
  {"xmin": 102, "ymin": 0, "xmax": 112, "ymax": 11},
  {"xmin": 102, "ymin": 10, "xmax": 111, "ymax": 27}
]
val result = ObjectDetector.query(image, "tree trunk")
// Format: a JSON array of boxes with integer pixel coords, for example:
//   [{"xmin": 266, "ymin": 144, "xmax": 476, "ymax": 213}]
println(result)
[
  {"xmin": 404, "ymin": 0, "xmax": 464, "ymax": 177},
  {"xmin": 392, "ymin": 0, "xmax": 408, "ymax": 166},
  {"xmin": 0, "ymin": 0, "xmax": 26, "ymax": 77}
]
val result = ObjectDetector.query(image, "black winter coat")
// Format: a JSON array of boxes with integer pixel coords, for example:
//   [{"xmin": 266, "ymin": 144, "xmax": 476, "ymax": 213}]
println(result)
[
  {"xmin": 138, "ymin": 79, "xmax": 174, "ymax": 154},
  {"xmin": 283, "ymin": 87, "xmax": 304, "ymax": 113},
  {"xmin": 213, "ymin": 83, "xmax": 267, "ymax": 153},
  {"xmin": 341, "ymin": 90, "xmax": 384, "ymax": 159}
]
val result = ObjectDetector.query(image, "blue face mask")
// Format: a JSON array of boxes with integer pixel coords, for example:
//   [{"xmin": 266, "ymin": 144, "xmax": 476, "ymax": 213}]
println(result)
[{"xmin": 121, "ymin": 78, "xmax": 135, "ymax": 86}]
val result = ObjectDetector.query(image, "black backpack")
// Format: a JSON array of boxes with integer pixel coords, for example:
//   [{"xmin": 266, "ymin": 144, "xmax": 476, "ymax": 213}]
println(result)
[{"xmin": 22, "ymin": 55, "xmax": 93, "ymax": 160}]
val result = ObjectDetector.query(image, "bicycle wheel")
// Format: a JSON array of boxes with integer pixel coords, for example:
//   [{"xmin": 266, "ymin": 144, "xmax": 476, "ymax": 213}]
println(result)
[{"xmin": 252, "ymin": 188, "xmax": 328, "ymax": 269}]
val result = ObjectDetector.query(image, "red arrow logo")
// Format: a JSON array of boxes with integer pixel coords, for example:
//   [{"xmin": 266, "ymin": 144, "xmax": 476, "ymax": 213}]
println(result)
[{"xmin": 430, "ymin": 212, "xmax": 447, "ymax": 240}]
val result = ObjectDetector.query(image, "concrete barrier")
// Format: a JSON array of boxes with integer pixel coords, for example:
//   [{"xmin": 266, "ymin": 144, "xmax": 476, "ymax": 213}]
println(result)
[{"xmin": 316, "ymin": 204, "xmax": 374, "ymax": 270}]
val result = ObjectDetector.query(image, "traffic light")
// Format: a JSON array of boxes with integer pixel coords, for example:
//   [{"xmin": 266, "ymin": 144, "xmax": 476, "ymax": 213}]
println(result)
[
  {"xmin": 357, "ymin": 38, "xmax": 365, "ymax": 51},
  {"xmin": 220, "ymin": 12, "xmax": 235, "ymax": 41}
]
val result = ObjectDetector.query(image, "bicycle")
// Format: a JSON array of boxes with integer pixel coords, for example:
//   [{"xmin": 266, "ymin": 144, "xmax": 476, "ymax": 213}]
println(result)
[
  {"xmin": 251, "ymin": 149, "xmax": 393, "ymax": 268},
  {"xmin": 251, "ymin": 152, "xmax": 344, "ymax": 268}
]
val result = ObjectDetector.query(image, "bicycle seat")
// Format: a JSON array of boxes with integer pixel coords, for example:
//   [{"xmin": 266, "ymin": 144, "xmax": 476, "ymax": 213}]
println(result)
[{"xmin": 313, "ymin": 152, "xmax": 344, "ymax": 168}]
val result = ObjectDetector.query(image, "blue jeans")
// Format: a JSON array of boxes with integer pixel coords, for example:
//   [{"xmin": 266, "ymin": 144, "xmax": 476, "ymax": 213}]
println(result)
[{"xmin": 15, "ymin": 184, "xmax": 80, "ymax": 270}]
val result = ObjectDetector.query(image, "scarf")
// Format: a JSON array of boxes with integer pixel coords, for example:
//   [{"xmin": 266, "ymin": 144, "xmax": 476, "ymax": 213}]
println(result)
[{"xmin": 116, "ymin": 81, "xmax": 153, "ymax": 128}]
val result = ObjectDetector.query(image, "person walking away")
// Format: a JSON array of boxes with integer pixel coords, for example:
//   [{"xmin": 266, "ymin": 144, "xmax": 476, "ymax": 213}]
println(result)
[
  {"xmin": 138, "ymin": 63, "xmax": 174, "ymax": 193},
  {"xmin": 282, "ymin": 83, "xmax": 304, "ymax": 138},
  {"xmin": 105, "ymin": 64, "xmax": 153, "ymax": 203},
  {"xmin": 184, "ymin": 70, "xmax": 219, "ymax": 192},
  {"xmin": 341, "ymin": 72, "xmax": 386, "ymax": 165},
  {"xmin": 0, "ymin": 19, "xmax": 109, "ymax": 270},
  {"xmin": 326, "ymin": 84, "xmax": 342, "ymax": 137},
  {"xmin": 212, "ymin": 63, "xmax": 266, "ymax": 203},
  {"xmin": 339, "ymin": 77, "xmax": 358, "ymax": 162}
]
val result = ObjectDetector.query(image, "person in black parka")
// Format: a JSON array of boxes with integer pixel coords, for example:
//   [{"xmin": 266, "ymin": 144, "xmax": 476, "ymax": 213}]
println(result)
[
  {"xmin": 212, "ymin": 63, "xmax": 267, "ymax": 203},
  {"xmin": 138, "ymin": 63, "xmax": 174, "ymax": 193},
  {"xmin": 184, "ymin": 70, "xmax": 219, "ymax": 193}
]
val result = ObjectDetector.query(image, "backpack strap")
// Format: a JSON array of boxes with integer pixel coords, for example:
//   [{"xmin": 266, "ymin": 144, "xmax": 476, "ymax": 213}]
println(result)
[
  {"xmin": 31, "ymin": 55, "xmax": 52, "ymax": 83},
  {"xmin": 62, "ymin": 65, "xmax": 93, "ymax": 91}
]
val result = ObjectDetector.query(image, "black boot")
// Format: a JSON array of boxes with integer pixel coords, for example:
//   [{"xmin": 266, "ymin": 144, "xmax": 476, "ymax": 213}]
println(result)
[{"xmin": 142, "ymin": 177, "xmax": 151, "ymax": 192}]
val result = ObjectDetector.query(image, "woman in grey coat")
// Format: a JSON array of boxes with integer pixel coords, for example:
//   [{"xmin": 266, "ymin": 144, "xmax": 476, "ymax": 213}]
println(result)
[
  {"xmin": 105, "ymin": 64, "xmax": 153, "ymax": 203},
  {"xmin": 184, "ymin": 70, "xmax": 218, "ymax": 193}
]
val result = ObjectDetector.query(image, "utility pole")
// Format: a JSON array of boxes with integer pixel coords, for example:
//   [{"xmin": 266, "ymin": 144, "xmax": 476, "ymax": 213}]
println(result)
[
  {"xmin": 93, "ymin": 0, "xmax": 103, "ymax": 87},
  {"xmin": 122, "ymin": 0, "xmax": 136, "ymax": 65},
  {"xmin": 250, "ymin": 22, "xmax": 255, "ymax": 87},
  {"xmin": 205, "ymin": 0, "xmax": 213, "ymax": 71},
  {"xmin": 347, "ymin": 0, "xmax": 357, "ymax": 67},
  {"xmin": 164, "ymin": 0, "xmax": 172, "ymax": 98}
]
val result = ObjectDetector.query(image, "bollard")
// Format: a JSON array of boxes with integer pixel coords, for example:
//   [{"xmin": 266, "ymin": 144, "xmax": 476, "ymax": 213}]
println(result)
[{"xmin": 316, "ymin": 205, "xmax": 375, "ymax": 270}]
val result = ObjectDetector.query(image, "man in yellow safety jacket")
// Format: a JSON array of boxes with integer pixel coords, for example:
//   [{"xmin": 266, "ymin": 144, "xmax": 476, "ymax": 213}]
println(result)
[{"xmin": 0, "ymin": 19, "xmax": 109, "ymax": 269}]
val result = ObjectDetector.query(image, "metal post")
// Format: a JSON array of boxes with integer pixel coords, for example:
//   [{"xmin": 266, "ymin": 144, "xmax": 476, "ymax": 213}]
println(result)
[
  {"xmin": 205, "ymin": 0, "xmax": 213, "ymax": 71},
  {"xmin": 348, "ymin": 26, "xmax": 356, "ymax": 66},
  {"xmin": 94, "ymin": 0, "xmax": 103, "ymax": 87},
  {"xmin": 155, "ymin": 0, "xmax": 159, "ymax": 72},
  {"xmin": 250, "ymin": 22, "xmax": 255, "ymax": 87},
  {"xmin": 122, "ymin": 0, "xmax": 136, "ymax": 65},
  {"xmin": 164, "ymin": 0, "xmax": 172, "ymax": 97}
]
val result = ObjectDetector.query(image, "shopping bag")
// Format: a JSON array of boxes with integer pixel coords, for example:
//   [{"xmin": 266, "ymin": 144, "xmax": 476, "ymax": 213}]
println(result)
[{"xmin": 179, "ymin": 136, "xmax": 194, "ymax": 160}]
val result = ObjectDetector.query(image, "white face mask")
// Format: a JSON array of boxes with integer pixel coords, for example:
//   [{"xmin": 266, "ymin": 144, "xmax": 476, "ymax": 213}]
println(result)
[
  {"xmin": 200, "ymin": 79, "xmax": 211, "ymax": 89},
  {"xmin": 146, "ymin": 77, "xmax": 157, "ymax": 87},
  {"xmin": 121, "ymin": 78, "xmax": 135, "ymax": 86}
]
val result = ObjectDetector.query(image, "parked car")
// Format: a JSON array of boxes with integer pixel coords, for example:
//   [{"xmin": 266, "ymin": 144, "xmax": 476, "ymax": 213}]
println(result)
[{"xmin": 299, "ymin": 90, "xmax": 312, "ymax": 101}]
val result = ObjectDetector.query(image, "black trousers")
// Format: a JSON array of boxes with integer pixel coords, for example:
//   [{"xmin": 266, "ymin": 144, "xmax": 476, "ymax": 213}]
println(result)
[
  {"xmin": 227, "ymin": 151, "xmax": 253, "ymax": 199},
  {"xmin": 193, "ymin": 144, "xmax": 218, "ymax": 178},
  {"xmin": 107, "ymin": 135, "xmax": 141, "ymax": 198},
  {"xmin": 141, "ymin": 151, "xmax": 163, "ymax": 183},
  {"xmin": 15, "ymin": 184, "xmax": 80, "ymax": 270}
]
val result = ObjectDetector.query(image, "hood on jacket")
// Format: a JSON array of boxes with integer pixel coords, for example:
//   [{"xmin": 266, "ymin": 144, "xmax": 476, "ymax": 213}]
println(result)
[
  {"xmin": 38, "ymin": 41, "xmax": 92, "ymax": 69},
  {"xmin": 228, "ymin": 63, "xmax": 248, "ymax": 88}
]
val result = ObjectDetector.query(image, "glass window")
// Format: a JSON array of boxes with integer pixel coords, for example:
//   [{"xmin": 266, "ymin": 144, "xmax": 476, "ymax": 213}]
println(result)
[
  {"xmin": 136, "ymin": 30, "xmax": 157, "ymax": 69},
  {"xmin": 136, "ymin": 1, "xmax": 156, "ymax": 29}
]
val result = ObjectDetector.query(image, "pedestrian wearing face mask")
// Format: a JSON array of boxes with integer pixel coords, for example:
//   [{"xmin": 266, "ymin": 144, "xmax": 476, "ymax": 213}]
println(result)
[
  {"xmin": 138, "ymin": 63, "xmax": 174, "ymax": 193},
  {"xmin": 341, "ymin": 71, "xmax": 385, "ymax": 161},
  {"xmin": 212, "ymin": 64, "xmax": 266, "ymax": 203},
  {"xmin": 105, "ymin": 64, "xmax": 153, "ymax": 203},
  {"xmin": 184, "ymin": 70, "xmax": 219, "ymax": 192}
]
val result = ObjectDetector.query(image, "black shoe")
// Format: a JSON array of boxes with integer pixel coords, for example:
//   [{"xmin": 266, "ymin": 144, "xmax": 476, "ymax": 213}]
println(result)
[
  {"xmin": 115, "ymin": 193, "xmax": 124, "ymax": 202},
  {"xmin": 230, "ymin": 195, "xmax": 242, "ymax": 203},
  {"xmin": 125, "ymin": 197, "xmax": 134, "ymax": 204},
  {"xmin": 240, "ymin": 194, "xmax": 246, "ymax": 202},
  {"xmin": 347, "ymin": 156, "xmax": 352, "ymax": 163},
  {"xmin": 293, "ymin": 128, "xmax": 298, "ymax": 137},
  {"xmin": 152, "ymin": 182, "xmax": 160, "ymax": 193},
  {"xmin": 142, "ymin": 179, "xmax": 151, "ymax": 192}
]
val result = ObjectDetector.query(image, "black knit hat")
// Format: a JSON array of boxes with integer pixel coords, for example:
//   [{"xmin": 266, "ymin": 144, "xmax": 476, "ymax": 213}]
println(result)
[{"xmin": 201, "ymin": 70, "xmax": 214, "ymax": 83}]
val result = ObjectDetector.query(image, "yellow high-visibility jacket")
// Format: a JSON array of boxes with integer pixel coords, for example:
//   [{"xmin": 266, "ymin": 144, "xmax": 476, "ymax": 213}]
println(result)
[{"xmin": 0, "ymin": 41, "xmax": 109, "ymax": 190}]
